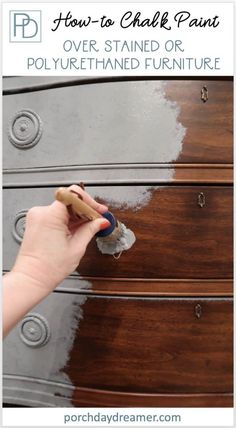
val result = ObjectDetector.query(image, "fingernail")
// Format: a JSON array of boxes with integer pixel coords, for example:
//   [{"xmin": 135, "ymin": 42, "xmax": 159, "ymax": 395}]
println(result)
[
  {"xmin": 78, "ymin": 182, "xmax": 85, "ymax": 190},
  {"xmin": 99, "ymin": 220, "xmax": 111, "ymax": 230}
]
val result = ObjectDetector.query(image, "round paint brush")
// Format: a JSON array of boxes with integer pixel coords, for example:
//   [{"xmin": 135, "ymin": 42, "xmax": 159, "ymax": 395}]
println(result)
[{"xmin": 55, "ymin": 187, "xmax": 136, "ymax": 256}]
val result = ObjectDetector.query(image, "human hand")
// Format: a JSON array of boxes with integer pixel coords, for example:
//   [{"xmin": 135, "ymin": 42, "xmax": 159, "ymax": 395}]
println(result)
[{"xmin": 12, "ymin": 184, "xmax": 110, "ymax": 293}]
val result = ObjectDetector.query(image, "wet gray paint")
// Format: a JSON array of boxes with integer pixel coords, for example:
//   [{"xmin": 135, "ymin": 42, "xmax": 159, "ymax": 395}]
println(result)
[
  {"xmin": 94, "ymin": 186, "xmax": 154, "ymax": 211},
  {"xmin": 96, "ymin": 222, "xmax": 136, "ymax": 255}
]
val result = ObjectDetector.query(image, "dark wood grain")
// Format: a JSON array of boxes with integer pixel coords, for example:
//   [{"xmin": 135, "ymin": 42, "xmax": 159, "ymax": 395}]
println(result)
[
  {"xmin": 65, "ymin": 296, "xmax": 233, "ymax": 399},
  {"xmin": 78, "ymin": 186, "xmax": 233, "ymax": 279},
  {"xmin": 166, "ymin": 80, "xmax": 233, "ymax": 163},
  {"xmin": 173, "ymin": 164, "xmax": 233, "ymax": 184},
  {"xmin": 65, "ymin": 278, "xmax": 233, "ymax": 297},
  {"xmin": 71, "ymin": 388, "xmax": 233, "ymax": 408}
]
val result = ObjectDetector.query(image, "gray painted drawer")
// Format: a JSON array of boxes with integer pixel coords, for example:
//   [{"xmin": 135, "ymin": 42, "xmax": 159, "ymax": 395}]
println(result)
[
  {"xmin": 3, "ymin": 291, "xmax": 88, "ymax": 407},
  {"xmin": 3, "ymin": 187, "xmax": 54, "ymax": 270},
  {"xmin": 3, "ymin": 80, "xmax": 233, "ymax": 171},
  {"xmin": 3, "ymin": 185, "xmax": 233, "ymax": 279}
]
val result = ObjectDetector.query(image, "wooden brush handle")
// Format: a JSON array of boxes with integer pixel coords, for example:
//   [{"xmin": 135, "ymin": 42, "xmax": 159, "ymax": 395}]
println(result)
[{"xmin": 55, "ymin": 187, "xmax": 102, "ymax": 221}]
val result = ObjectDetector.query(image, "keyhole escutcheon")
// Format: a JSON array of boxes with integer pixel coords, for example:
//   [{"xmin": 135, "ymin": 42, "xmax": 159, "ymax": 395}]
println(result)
[
  {"xmin": 201, "ymin": 86, "xmax": 208, "ymax": 102},
  {"xmin": 195, "ymin": 304, "xmax": 202, "ymax": 319},
  {"xmin": 198, "ymin": 192, "xmax": 206, "ymax": 208}
]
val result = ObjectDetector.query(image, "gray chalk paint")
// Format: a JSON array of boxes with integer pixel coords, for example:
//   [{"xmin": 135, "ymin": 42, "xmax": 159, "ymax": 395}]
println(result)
[
  {"xmin": 92, "ymin": 82, "xmax": 186, "ymax": 210},
  {"xmin": 95, "ymin": 186, "xmax": 154, "ymax": 211},
  {"xmin": 4, "ymin": 81, "xmax": 186, "ymax": 170},
  {"xmin": 3, "ymin": 281, "xmax": 92, "ymax": 406}
]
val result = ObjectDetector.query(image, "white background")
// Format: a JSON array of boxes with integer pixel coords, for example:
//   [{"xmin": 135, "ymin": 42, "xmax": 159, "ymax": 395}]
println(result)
[{"xmin": 2, "ymin": 407, "xmax": 235, "ymax": 426}]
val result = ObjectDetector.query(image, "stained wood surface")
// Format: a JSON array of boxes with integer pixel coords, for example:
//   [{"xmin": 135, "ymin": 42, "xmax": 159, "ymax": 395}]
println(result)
[
  {"xmin": 3, "ymin": 186, "xmax": 233, "ymax": 279},
  {"xmin": 65, "ymin": 296, "xmax": 233, "ymax": 396},
  {"xmin": 59, "ymin": 278, "xmax": 233, "ymax": 297},
  {"xmin": 165, "ymin": 80, "xmax": 233, "ymax": 163},
  {"xmin": 79, "ymin": 186, "xmax": 233, "ymax": 279},
  {"xmin": 3, "ymin": 80, "xmax": 233, "ymax": 170},
  {"xmin": 72, "ymin": 388, "xmax": 233, "ymax": 408}
]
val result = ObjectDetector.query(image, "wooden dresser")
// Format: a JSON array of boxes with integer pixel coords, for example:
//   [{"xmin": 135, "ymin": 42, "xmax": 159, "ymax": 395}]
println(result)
[{"xmin": 3, "ymin": 77, "xmax": 233, "ymax": 407}]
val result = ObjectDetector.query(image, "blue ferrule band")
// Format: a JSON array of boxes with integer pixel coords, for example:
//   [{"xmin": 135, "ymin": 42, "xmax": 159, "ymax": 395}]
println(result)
[{"xmin": 96, "ymin": 211, "xmax": 116, "ymax": 237}]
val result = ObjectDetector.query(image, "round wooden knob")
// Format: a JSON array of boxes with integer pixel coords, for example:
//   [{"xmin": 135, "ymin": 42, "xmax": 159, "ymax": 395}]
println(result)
[
  {"xmin": 8, "ymin": 109, "xmax": 43, "ymax": 149},
  {"xmin": 12, "ymin": 209, "xmax": 28, "ymax": 243},
  {"xmin": 19, "ymin": 313, "xmax": 50, "ymax": 348}
]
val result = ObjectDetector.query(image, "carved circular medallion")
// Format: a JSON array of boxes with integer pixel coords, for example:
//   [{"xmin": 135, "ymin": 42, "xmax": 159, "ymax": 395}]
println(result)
[
  {"xmin": 8, "ymin": 109, "xmax": 43, "ymax": 149},
  {"xmin": 12, "ymin": 210, "xmax": 28, "ymax": 244},
  {"xmin": 19, "ymin": 314, "xmax": 50, "ymax": 348}
]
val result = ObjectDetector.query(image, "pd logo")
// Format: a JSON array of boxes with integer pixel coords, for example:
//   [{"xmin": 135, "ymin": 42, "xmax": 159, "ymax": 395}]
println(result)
[{"xmin": 10, "ymin": 10, "xmax": 41, "ymax": 42}]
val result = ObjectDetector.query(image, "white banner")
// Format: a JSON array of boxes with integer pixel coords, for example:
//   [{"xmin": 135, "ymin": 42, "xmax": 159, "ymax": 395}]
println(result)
[
  {"xmin": 2, "ymin": 2, "xmax": 234, "ymax": 76},
  {"xmin": 2, "ymin": 407, "xmax": 235, "ymax": 426}
]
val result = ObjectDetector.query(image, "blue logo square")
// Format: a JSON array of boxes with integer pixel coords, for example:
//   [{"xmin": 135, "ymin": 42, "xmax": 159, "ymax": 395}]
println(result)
[{"xmin": 10, "ymin": 10, "xmax": 42, "ymax": 42}]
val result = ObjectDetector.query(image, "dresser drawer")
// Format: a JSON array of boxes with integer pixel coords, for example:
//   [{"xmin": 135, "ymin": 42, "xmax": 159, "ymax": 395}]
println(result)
[
  {"xmin": 3, "ymin": 292, "xmax": 233, "ymax": 407},
  {"xmin": 3, "ymin": 185, "xmax": 232, "ymax": 279},
  {"xmin": 3, "ymin": 79, "xmax": 232, "ymax": 170}
]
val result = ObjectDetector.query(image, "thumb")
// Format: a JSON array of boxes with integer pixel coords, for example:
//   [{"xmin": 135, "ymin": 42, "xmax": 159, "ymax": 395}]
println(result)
[{"xmin": 70, "ymin": 218, "xmax": 110, "ymax": 253}]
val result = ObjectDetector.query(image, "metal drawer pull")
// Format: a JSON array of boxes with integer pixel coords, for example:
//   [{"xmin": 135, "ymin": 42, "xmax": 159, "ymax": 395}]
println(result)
[
  {"xmin": 201, "ymin": 85, "xmax": 208, "ymax": 103},
  {"xmin": 198, "ymin": 192, "xmax": 206, "ymax": 208},
  {"xmin": 195, "ymin": 304, "xmax": 202, "ymax": 319}
]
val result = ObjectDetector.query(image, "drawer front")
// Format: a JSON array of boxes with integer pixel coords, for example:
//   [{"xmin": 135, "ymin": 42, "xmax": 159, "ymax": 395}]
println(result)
[
  {"xmin": 3, "ymin": 293, "xmax": 233, "ymax": 407},
  {"xmin": 3, "ymin": 185, "xmax": 232, "ymax": 279},
  {"xmin": 3, "ymin": 80, "xmax": 232, "ymax": 170}
]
